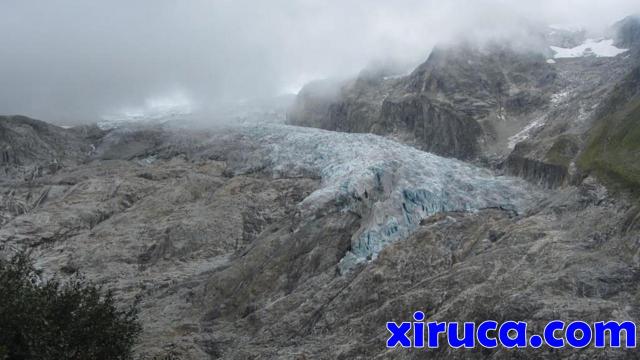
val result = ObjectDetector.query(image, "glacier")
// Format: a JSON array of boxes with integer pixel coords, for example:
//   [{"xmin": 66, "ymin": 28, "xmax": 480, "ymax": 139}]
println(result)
[
  {"xmin": 99, "ymin": 92, "xmax": 195, "ymax": 130},
  {"xmin": 220, "ymin": 124, "xmax": 542, "ymax": 272}
]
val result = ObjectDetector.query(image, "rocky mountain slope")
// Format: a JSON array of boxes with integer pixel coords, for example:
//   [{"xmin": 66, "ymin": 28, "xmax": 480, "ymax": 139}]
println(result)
[
  {"xmin": 288, "ymin": 17, "xmax": 640, "ymax": 189},
  {"xmin": 578, "ymin": 65, "xmax": 640, "ymax": 192}
]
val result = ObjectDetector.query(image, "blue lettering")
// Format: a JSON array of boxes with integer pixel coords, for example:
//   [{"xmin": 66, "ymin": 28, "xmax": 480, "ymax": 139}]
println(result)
[
  {"xmin": 447, "ymin": 322, "xmax": 476, "ymax": 348},
  {"xmin": 386, "ymin": 322, "xmax": 411, "ymax": 348},
  {"xmin": 544, "ymin": 320, "xmax": 565, "ymax": 348},
  {"xmin": 498, "ymin": 321, "xmax": 527, "ymax": 348},
  {"xmin": 594, "ymin": 321, "xmax": 636, "ymax": 348},
  {"xmin": 427, "ymin": 322, "xmax": 446, "ymax": 348},
  {"xmin": 476, "ymin": 320, "xmax": 498, "ymax": 348},
  {"xmin": 413, "ymin": 312, "xmax": 425, "ymax": 348},
  {"xmin": 565, "ymin": 321, "xmax": 592, "ymax": 348}
]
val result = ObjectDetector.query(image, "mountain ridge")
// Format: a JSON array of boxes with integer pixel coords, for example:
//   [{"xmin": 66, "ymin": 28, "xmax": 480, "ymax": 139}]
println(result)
[{"xmin": 288, "ymin": 17, "xmax": 640, "ymax": 189}]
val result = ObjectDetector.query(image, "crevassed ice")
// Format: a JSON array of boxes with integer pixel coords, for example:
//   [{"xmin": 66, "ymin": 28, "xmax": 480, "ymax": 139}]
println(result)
[{"xmin": 232, "ymin": 124, "xmax": 540, "ymax": 272}]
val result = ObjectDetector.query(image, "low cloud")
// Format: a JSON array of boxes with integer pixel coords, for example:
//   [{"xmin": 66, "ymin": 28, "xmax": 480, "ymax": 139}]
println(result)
[{"xmin": 1, "ymin": 0, "xmax": 638, "ymax": 124}]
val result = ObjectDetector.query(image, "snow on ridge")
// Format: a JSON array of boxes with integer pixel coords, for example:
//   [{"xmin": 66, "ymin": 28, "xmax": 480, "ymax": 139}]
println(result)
[
  {"xmin": 508, "ymin": 118, "xmax": 546, "ymax": 149},
  {"xmin": 550, "ymin": 39, "xmax": 628, "ymax": 59},
  {"xmin": 228, "ymin": 124, "xmax": 541, "ymax": 272}
]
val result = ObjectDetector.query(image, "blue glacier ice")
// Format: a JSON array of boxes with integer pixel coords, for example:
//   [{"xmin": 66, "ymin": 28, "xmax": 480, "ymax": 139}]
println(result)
[{"xmin": 223, "ymin": 124, "xmax": 542, "ymax": 271}]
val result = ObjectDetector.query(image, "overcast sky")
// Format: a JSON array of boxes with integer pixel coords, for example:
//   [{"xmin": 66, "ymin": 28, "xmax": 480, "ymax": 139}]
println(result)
[{"xmin": 1, "ymin": 0, "xmax": 639, "ymax": 124}]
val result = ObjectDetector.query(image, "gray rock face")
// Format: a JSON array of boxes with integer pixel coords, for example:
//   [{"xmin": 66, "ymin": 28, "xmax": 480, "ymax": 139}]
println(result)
[
  {"xmin": 610, "ymin": 15, "xmax": 640, "ymax": 49},
  {"xmin": 287, "ymin": 78, "xmax": 347, "ymax": 129},
  {"xmin": 502, "ymin": 153, "xmax": 569, "ymax": 188},
  {"xmin": 0, "ymin": 115, "xmax": 100, "ymax": 175},
  {"xmin": 0, "ymin": 116, "xmax": 104, "ymax": 226},
  {"xmin": 378, "ymin": 96, "xmax": 482, "ymax": 160},
  {"xmin": 289, "ymin": 43, "xmax": 557, "ymax": 161},
  {"xmin": 545, "ymin": 27, "xmax": 587, "ymax": 49}
]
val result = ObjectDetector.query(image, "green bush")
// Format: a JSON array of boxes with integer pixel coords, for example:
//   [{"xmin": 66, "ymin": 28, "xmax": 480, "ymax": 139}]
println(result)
[{"xmin": 0, "ymin": 253, "xmax": 141, "ymax": 359}]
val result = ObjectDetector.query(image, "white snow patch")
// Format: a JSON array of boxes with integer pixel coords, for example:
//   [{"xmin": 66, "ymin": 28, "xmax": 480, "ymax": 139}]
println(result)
[
  {"xmin": 546, "ymin": 59, "xmax": 556, "ymax": 64},
  {"xmin": 508, "ymin": 118, "xmax": 546, "ymax": 149},
  {"xmin": 382, "ymin": 74, "xmax": 406, "ymax": 80},
  {"xmin": 576, "ymin": 106, "xmax": 590, "ymax": 124},
  {"xmin": 551, "ymin": 90, "xmax": 570, "ymax": 106},
  {"xmin": 137, "ymin": 155, "xmax": 157, "ymax": 166},
  {"xmin": 550, "ymin": 39, "xmax": 628, "ymax": 59}
]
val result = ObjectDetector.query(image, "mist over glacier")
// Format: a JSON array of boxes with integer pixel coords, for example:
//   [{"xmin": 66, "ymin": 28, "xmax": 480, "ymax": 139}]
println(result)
[{"xmin": 1, "ymin": 0, "xmax": 639, "ymax": 124}]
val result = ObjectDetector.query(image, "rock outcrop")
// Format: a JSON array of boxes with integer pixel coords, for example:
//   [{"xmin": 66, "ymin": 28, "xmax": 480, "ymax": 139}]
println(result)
[
  {"xmin": 0, "ymin": 115, "xmax": 99, "ymax": 169},
  {"xmin": 289, "ymin": 43, "xmax": 557, "ymax": 161},
  {"xmin": 611, "ymin": 15, "xmax": 640, "ymax": 49}
]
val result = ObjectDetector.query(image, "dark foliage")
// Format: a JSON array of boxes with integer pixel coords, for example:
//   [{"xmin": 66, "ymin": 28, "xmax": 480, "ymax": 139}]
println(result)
[{"xmin": 0, "ymin": 253, "xmax": 141, "ymax": 360}]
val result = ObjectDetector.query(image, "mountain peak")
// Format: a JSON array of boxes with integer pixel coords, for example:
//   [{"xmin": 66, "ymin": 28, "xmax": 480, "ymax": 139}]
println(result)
[{"xmin": 610, "ymin": 14, "xmax": 640, "ymax": 48}]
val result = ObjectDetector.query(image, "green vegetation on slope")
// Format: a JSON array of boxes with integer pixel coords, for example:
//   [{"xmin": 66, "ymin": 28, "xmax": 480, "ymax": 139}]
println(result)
[
  {"xmin": 545, "ymin": 134, "xmax": 580, "ymax": 168},
  {"xmin": 578, "ymin": 96, "xmax": 640, "ymax": 193}
]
